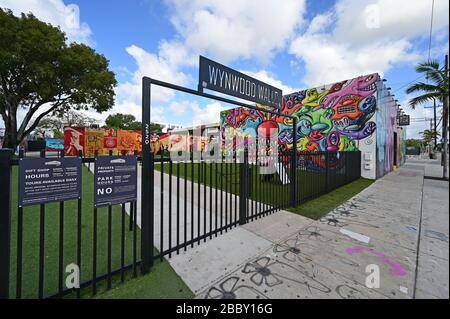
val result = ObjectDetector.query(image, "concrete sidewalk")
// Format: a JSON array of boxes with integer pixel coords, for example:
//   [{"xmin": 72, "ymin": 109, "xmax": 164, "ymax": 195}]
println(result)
[{"xmin": 164, "ymin": 162, "xmax": 449, "ymax": 299}]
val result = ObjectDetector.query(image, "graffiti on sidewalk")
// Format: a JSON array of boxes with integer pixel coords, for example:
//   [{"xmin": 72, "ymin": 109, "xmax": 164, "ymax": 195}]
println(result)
[
  {"xmin": 319, "ymin": 200, "xmax": 380, "ymax": 229},
  {"xmin": 336, "ymin": 284, "xmax": 372, "ymax": 299},
  {"xmin": 203, "ymin": 276, "xmax": 268, "ymax": 299},
  {"xmin": 424, "ymin": 230, "xmax": 449, "ymax": 243}
]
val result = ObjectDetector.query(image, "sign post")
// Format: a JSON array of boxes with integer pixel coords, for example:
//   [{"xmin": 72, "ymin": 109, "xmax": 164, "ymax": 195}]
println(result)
[
  {"xmin": 141, "ymin": 76, "xmax": 154, "ymax": 273},
  {"xmin": 0, "ymin": 149, "xmax": 13, "ymax": 299}
]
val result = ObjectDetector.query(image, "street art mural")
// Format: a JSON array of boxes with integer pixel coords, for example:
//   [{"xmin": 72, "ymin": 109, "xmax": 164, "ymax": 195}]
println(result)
[
  {"xmin": 64, "ymin": 127, "xmax": 142, "ymax": 156},
  {"xmin": 376, "ymin": 82, "xmax": 397, "ymax": 177},
  {"xmin": 64, "ymin": 126, "xmax": 207, "ymax": 156},
  {"xmin": 220, "ymin": 74, "xmax": 380, "ymax": 153}
]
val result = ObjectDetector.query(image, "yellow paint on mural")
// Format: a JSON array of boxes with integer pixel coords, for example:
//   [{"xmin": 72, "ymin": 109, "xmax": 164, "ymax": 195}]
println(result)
[{"xmin": 84, "ymin": 128, "xmax": 104, "ymax": 157}]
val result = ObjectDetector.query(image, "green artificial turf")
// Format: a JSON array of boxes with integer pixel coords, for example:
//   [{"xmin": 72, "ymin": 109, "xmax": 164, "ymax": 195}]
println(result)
[
  {"xmin": 154, "ymin": 162, "xmax": 372, "ymax": 221},
  {"xmin": 94, "ymin": 254, "xmax": 193, "ymax": 299},
  {"xmin": 8, "ymin": 165, "xmax": 192, "ymax": 299},
  {"xmin": 287, "ymin": 178, "xmax": 375, "ymax": 220}
]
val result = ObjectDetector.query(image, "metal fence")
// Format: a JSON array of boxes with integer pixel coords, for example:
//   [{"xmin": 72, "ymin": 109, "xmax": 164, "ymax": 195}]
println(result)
[
  {"xmin": 150, "ymin": 149, "xmax": 362, "ymax": 263},
  {"xmin": 0, "ymin": 148, "xmax": 361, "ymax": 299},
  {"xmin": 0, "ymin": 149, "xmax": 140, "ymax": 299}
]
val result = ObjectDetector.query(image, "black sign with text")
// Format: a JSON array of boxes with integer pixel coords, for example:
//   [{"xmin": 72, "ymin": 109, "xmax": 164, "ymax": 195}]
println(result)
[
  {"xmin": 399, "ymin": 115, "xmax": 410, "ymax": 126},
  {"xmin": 19, "ymin": 157, "xmax": 82, "ymax": 207},
  {"xmin": 199, "ymin": 56, "xmax": 282, "ymax": 110},
  {"xmin": 94, "ymin": 156, "xmax": 137, "ymax": 207}
]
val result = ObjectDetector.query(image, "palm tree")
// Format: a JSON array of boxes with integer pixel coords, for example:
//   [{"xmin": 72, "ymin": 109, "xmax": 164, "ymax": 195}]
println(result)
[
  {"xmin": 406, "ymin": 60, "xmax": 448, "ymax": 107},
  {"xmin": 421, "ymin": 129, "xmax": 440, "ymax": 158},
  {"xmin": 406, "ymin": 58, "xmax": 449, "ymax": 178},
  {"xmin": 422, "ymin": 129, "xmax": 440, "ymax": 146}
]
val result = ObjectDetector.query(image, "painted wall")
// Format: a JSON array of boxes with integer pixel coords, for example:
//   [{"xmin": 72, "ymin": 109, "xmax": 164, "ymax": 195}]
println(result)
[
  {"xmin": 220, "ymin": 74, "xmax": 381, "ymax": 178},
  {"xmin": 375, "ymin": 82, "xmax": 397, "ymax": 178}
]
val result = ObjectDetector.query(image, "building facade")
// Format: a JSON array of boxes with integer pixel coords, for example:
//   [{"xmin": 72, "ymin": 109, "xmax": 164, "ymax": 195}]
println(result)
[{"xmin": 220, "ymin": 73, "xmax": 406, "ymax": 179}]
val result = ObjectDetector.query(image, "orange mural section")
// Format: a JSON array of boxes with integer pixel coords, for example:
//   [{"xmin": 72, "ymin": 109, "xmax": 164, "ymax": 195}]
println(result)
[
  {"xmin": 85, "ymin": 128, "xmax": 104, "ymax": 157},
  {"xmin": 63, "ymin": 127, "xmax": 207, "ymax": 156}
]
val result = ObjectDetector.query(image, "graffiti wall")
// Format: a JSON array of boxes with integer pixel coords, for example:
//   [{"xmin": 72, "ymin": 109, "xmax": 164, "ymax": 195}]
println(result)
[
  {"xmin": 64, "ymin": 127, "xmax": 142, "ymax": 156},
  {"xmin": 221, "ymin": 74, "xmax": 378, "ymax": 147},
  {"xmin": 221, "ymin": 74, "xmax": 379, "ymax": 152},
  {"xmin": 220, "ymin": 73, "xmax": 398, "ymax": 179},
  {"xmin": 375, "ymin": 82, "xmax": 397, "ymax": 178}
]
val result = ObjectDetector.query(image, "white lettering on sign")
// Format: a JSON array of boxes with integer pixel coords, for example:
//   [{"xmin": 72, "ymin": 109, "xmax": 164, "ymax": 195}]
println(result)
[
  {"xmin": 207, "ymin": 65, "xmax": 279, "ymax": 106},
  {"xmin": 97, "ymin": 187, "xmax": 113, "ymax": 195},
  {"xmin": 25, "ymin": 173, "xmax": 50, "ymax": 179}
]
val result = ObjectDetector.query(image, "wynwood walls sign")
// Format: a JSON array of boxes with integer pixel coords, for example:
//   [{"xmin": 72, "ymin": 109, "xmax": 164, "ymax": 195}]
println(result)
[{"xmin": 199, "ymin": 56, "xmax": 282, "ymax": 110}]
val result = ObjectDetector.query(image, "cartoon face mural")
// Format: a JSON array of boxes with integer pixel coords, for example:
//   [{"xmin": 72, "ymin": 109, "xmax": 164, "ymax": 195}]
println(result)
[{"xmin": 220, "ymin": 73, "xmax": 380, "ymax": 153}]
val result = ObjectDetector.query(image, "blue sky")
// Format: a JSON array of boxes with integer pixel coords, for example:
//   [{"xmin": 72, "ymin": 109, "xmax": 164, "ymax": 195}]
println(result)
[{"xmin": 1, "ymin": 0, "xmax": 449, "ymax": 138}]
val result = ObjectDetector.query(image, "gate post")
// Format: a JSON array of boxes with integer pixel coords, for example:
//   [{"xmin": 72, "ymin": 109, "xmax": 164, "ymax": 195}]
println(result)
[
  {"xmin": 290, "ymin": 118, "xmax": 298, "ymax": 207},
  {"xmin": 0, "ymin": 149, "xmax": 13, "ymax": 299},
  {"xmin": 325, "ymin": 151, "xmax": 329, "ymax": 193},
  {"xmin": 239, "ymin": 148, "xmax": 248, "ymax": 225},
  {"xmin": 141, "ymin": 77, "xmax": 154, "ymax": 273}
]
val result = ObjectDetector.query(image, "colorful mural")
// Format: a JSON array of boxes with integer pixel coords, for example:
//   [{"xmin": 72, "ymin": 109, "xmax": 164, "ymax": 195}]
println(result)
[
  {"xmin": 375, "ymin": 81, "xmax": 399, "ymax": 177},
  {"xmin": 220, "ymin": 74, "xmax": 380, "ymax": 153},
  {"xmin": 64, "ymin": 127, "xmax": 142, "ymax": 156}
]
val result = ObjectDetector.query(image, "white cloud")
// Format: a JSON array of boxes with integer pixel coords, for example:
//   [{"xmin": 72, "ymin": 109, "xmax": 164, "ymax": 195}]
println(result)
[
  {"xmin": 333, "ymin": 0, "xmax": 449, "ymax": 46},
  {"xmin": 114, "ymin": 43, "xmax": 192, "ymax": 118},
  {"xmin": 165, "ymin": 0, "xmax": 307, "ymax": 64},
  {"xmin": 190, "ymin": 102, "xmax": 227, "ymax": 125},
  {"xmin": 0, "ymin": 0, "xmax": 92, "ymax": 44},
  {"xmin": 242, "ymin": 70, "xmax": 299, "ymax": 95},
  {"xmin": 289, "ymin": 0, "xmax": 449, "ymax": 86},
  {"xmin": 290, "ymin": 35, "xmax": 418, "ymax": 86},
  {"xmin": 113, "ymin": 0, "xmax": 308, "ymax": 125},
  {"xmin": 306, "ymin": 12, "xmax": 333, "ymax": 34},
  {"xmin": 169, "ymin": 100, "xmax": 198, "ymax": 117}
]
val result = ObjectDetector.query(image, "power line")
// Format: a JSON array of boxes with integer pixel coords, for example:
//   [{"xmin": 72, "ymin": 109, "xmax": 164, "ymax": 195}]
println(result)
[
  {"xmin": 428, "ymin": 0, "xmax": 435, "ymax": 61},
  {"xmin": 391, "ymin": 65, "xmax": 445, "ymax": 96},
  {"xmin": 391, "ymin": 73, "xmax": 428, "ymax": 94}
]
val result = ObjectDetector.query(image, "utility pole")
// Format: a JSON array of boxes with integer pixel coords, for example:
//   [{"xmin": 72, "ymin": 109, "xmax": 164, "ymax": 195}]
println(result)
[
  {"xmin": 433, "ymin": 98, "xmax": 437, "ymax": 149},
  {"xmin": 442, "ymin": 54, "xmax": 449, "ymax": 179}
]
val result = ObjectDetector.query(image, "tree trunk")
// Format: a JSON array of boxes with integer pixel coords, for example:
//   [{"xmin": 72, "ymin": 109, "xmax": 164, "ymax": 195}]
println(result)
[{"xmin": 2, "ymin": 110, "xmax": 19, "ymax": 150}]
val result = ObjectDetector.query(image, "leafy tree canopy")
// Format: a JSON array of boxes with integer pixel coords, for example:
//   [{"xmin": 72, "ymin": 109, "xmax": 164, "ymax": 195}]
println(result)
[
  {"xmin": 104, "ymin": 113, "xmax": 162, "ymax": 134},
  {"xmin": 406, "ymin": 60, "xmax": 448, "ymax": 108},
  {"xmin": 0, "ymin": 8, "xmax": 117, "ymax": 148},
  {"xmin": 104, "ymin": 113, "xmax": 141, "ymax": 130}
]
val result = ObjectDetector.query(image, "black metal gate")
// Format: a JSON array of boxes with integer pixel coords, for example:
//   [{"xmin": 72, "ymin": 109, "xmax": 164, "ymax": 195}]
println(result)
[
  {"xmin": 0, "ymin": 77, "xmax": 361, "ymax": 299},
  {"xmin": 140, "ymin": 78, "xmax": 299, "ymax": 271}
]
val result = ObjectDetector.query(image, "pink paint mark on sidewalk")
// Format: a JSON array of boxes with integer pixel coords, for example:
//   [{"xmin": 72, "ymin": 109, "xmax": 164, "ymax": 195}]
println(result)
[{"xmin": 345, "ymin": 246, "xmax": 408, "ymax": 277}]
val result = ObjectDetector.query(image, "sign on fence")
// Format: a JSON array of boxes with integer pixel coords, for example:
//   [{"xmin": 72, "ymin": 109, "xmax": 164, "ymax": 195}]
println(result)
[
  {"xmin": 199, "ymin": 56, "xmax": 282, "ymax": 110},
  {"xmin": 19, "ymin": 158, "xmax": 82, "ymax": 207},
  {"xmin": 94, "ymin": 156, "xmax": 138, "ymax": 207}
]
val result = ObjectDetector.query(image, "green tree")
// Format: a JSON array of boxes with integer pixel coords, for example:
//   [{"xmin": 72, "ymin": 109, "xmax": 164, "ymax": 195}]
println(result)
[
  {"xmin": 421, "ymin": 130, "xmax": 440, "ymax": 147},
  {"xmin": 0, "ymin": 9, "xmax": 117, "ymax": 149},
  {"xmin": 104, "ymin": 113, "xmax": 162, "ymax": 134},
  {"xmin": 35, "ymin": 109, "xmax": 97, "ymax": 132},
  {"xmin": 406, "ymin": 139, "xmax": 422, "ymax": 149},
  {"xmin": 104, "ymin": 113, "xmax": 141, "ymax": 130},
  {"xmin": 53, "ymin": 130, "xmax": 64, "ymax": 139},
  {"xmin": 406, "ymin": 58, "xmax": 449, "ymax": 178}
]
